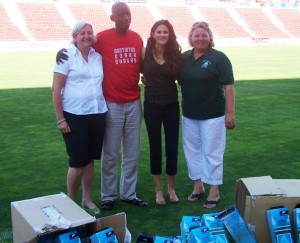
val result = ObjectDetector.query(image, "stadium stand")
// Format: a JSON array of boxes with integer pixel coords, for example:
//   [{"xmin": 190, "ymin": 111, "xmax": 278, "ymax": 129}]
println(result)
[
  {"xmin": 129, "ymin": 5, "xmax": 156, "ymax": 39},
  {"xmin": 270, "ymin": 8, "xmax": 300, "ymax": 38},
  {"xmin": 0, "ymin": 3, "xmax": 27, "ymax": 41},
  {"xmin": 0, "ymin": 1, "xmax": 300, "ymax": 49},
  {"xmin": 197, "ymin": 7, "xmax": 252, "ymax": 38},
  {"xmin": 67, "ymin": 3, "xmax": 112, "ymax": 34},
  {"xmin": 234, "ymin": 7, "xmax": 289, "ymax": 38},
  {"xmin": 156, "ymin": 5, "xmax": 197, "ymax": 39},
  {"xmin": 16, "ymin": 2, "xmax": 71, "ymax": 41}
]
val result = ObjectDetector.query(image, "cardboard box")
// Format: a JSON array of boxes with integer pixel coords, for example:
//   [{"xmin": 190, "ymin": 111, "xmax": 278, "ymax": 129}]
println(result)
[
  {"xmin": 89, "ymin": 227, "xmax": 118, "ymax": 243},
  {"xmin": 218, "ymin": 205, "xmax": 257, "ymax": 243},
  {"xmin": 200, "ymin": 213, "xmax": 229, "ymax": 243},
  {"xmin": 95, "ymin": 213, "xmax": 126, "ymax": 243},
  {"xmin": 187, "ymin": 226, "xmax": 215, "ymax": 243},
  {"xmin": 236, "ymin": 176, "xmax": 300, "ymax": 243},
  {"xmin": 11, "ymin": 193, "xmax": 126, "ymax": 243},
  {"xmin": 180, "ymin": 216, "xmax": 201, "ymax": 243},
  {"xmin": 293, "ymin": 205, "xmax": 300, "ymax": 243},
  {"xmin": 55, "ymin": 229, "xmax": 81, "ymax": 243},
  {"xmin": 174, "ymin": 236, "xmax": 182, "ymax": 242},
  {"xmin": 266, "ymin": 206, "xmax": 293, "ymax": 243}
]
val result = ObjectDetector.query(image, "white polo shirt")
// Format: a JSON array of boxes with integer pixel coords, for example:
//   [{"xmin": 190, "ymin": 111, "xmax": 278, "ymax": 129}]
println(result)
[{"xmin": 54, "ymin": 44, "xmax": 107, "ymax": 115}]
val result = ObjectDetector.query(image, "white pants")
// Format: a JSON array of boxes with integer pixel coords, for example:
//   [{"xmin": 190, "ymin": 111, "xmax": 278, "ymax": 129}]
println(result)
[{"xmin": 182, "ymin": 115, "xmax": 226, "ymax": 185}]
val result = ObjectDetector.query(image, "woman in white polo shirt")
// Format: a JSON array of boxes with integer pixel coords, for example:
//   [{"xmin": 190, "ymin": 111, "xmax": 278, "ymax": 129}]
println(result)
[{"xmin": 52, "ymin": 21, "xmax": 107, "ymax": 216}]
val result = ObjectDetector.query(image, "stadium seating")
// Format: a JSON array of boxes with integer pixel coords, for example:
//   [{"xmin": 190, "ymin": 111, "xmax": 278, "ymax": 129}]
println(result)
[
  {"xmin": 16, "ymin": 2, "xmax": 70, "ymax": 41},
  {"xmin": 270, "ymin": 8, "xmax": 300, "ymax": 38},
  {"xmin": 234, "ymin": 7, "xmax": 288, "ymax": 38},
  {"xmin": 156, "ymin": 5, "xmax": 197, "ymax": 39},
  {"xmin": 197, "ymin": 7, "xmax": 251, "ymax": 38},
  {"xmin": 67, "ymin": 3, "xmax": 112, "ymax": 34},
  {"xmin": 0, "ymin": 1, "xmax": 299, "ymax": 45},
  {"xmin": 0, "ymin": 4, "xmax": 27, "ymax": 41},
  {"xmin": 129, "ymin": 5, "xmax": 156, "ymax": 39}
]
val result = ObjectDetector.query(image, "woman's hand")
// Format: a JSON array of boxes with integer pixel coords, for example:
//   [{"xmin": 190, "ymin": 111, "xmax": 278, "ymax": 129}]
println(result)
[
  {"xmin": 58, "ymin": 120, "xmax": 71, "ymax": 133},
  {"xmin": 225, "ymin": 112, "xmax": 235, "ymax": 130},
  {"xmin": 224, "ymin": 84, "xmax": 235, "ymax": 129}
]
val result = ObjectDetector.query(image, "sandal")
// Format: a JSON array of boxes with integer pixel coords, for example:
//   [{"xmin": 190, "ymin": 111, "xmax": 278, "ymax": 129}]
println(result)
[
  {"xmin": 203, "ymin": 196, "xmax": 220, "ymax": 209},
  {"xmin": 122, "ymin": 197, "xmax": 147, "ymax": 207},
  {"xmin": 100, "ymin": 200, "xmax": 114, "ymax": 210},
  {"xmin": 81, "ymin": 202, "xmax": 101, "ymax": 216},
  {"xmin": 187, "ymin": 192, "xmax": 204, "ymax": 202}
]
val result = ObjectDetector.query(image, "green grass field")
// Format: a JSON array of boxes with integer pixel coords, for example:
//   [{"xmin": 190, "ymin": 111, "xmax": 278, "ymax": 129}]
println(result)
[
  {"xmin": 0, "ymin": 45, "xmax": 300, "ymax": 89},
  {"xmin": 0, "ymin": 45, "xmax": 300, "ymax": 242}
]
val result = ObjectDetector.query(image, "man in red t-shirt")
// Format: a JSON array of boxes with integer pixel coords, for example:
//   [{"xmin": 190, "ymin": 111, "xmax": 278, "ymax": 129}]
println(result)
[
  {"xmin": 94, "ymin": 2, "xmax": 147, "ymax": 210},
  {"xmin": 56, "ymin": 2, "xmax": 147, "ymax": 211}
]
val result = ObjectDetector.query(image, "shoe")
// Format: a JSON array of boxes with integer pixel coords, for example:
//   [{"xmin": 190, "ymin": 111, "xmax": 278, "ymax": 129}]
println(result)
[
  {"xmin": 203, "ymin": 196, "xmax": 220, "ymax": 209},
  {"xmin": 187, "ymin": 192, "xmax": 204, "ymax": 202},
  {"xmin": 122, "ymin": 197, "xmax": 147, "ymax": 207},
  {"xmin": 168, "ymin": 193, "xmax": 179, "ymax": 204},
  {"xmin": 100, "ymin": 200, "xmax": 114, "ymax": 210},
  {"xmin": 81, "ymin": 202, "xmax": 101, "ymax": 216}
]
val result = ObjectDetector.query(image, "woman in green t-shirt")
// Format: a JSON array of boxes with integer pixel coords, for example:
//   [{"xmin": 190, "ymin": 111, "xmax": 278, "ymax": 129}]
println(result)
[{"xmin": 179, "ymin": 21, "xmax": 235, "ymax": 209}]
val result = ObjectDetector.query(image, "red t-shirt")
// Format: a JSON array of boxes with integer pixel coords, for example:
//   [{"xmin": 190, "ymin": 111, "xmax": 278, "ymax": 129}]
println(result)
[{"xmin": 93, "ymin": 28, "xmax": 143, "ymax": 103}]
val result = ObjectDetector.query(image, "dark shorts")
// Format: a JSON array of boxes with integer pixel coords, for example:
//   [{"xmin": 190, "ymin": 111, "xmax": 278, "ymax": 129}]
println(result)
[{"xmin": 62, "ymin": 111, "xmax": 106, "ymax": 168}]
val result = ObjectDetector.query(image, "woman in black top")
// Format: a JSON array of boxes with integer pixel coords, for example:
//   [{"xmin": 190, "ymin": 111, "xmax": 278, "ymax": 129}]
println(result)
[{"xmin": 141, "ymin": 19, "xmax": 184, "ymax": 205}]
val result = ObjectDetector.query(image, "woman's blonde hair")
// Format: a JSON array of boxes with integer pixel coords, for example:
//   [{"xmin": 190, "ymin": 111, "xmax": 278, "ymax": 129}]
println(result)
[{"xmin": 188, "ymin": 21, "xmax": 215, "ymax": 48}]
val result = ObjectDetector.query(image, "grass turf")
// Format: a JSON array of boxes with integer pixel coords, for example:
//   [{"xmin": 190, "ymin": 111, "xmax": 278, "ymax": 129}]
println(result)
[{"xmin": 0, "ymin": 45, "xmax": 300, "ymax": 242}]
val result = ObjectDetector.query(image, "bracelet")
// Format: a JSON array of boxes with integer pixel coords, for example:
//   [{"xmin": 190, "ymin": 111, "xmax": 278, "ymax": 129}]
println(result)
[{"xmin": 57, "ymin": 118, "xmax": 66, "ymax": 126}]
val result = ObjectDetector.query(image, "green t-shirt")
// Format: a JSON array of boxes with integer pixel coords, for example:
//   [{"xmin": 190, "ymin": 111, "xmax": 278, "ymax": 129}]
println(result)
[{"xmin": 179, "ymin": 48, "xmax": 234, "ymax": 120}]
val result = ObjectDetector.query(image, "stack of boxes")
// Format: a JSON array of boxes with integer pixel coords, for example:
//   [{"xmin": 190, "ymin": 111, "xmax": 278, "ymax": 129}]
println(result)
[
  {"xmin": 154, "ymin": 175, "xmax": 300, "ymax": 243},
  {"xmin": 179, "ymin": 207, "xmax": 256, "ymax": 243},
  {"xmin": 10, "ymin": 175, "xmax": 300, "ymax": 243}
]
